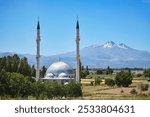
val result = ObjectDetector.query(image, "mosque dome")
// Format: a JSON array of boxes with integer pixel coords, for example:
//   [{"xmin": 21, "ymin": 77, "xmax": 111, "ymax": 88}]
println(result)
[
  {"xmin": 45, "ymin": 73, "xmax": 54, "ymax": 78},
  {"xmin": 46, "ymin": 61, "xmax": 73, "ymax": 76},
  {"xmin": 58, "ymin": 72, "xmax": 68, "ymax": 78}
]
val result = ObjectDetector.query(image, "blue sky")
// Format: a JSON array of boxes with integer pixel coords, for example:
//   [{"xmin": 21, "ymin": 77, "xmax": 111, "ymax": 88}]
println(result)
[{"xmin": 0, "ymin": 0, "xmax": 150, "ymax": 56}]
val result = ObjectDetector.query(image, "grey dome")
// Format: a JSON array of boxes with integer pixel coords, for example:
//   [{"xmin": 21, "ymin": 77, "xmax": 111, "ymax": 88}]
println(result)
[
  {"xmin": 46, "ymin": 61, "xmax": 73, "ymax": 76},
  {"xmin": 58, "ymin": 72, "xmax": 68, "ymax": 78},
  {"xmin": 45, "ymin": 73, "xmax": 54, "ymax": 78}
]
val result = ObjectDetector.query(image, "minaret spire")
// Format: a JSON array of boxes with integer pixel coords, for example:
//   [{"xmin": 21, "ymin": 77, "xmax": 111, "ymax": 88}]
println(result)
[
  {"xmin": 76, "ymin": 16, "xmax": 79, "ymax": 29},
  {"xmin": 37, "ymin": 17, "xmax": 40, "ymax": 29},
  {"xmin": 36, "ymin": 18, "xmax": 41, "ymax": 81},
  {"xmin": 76, "ymin": 16, "xmax": 80, "ymax": 84}
]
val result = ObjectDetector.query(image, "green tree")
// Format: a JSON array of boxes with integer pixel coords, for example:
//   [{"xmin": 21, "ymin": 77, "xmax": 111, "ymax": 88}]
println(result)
[
  {"xmin": 0, "ymin": 69, "xmax": 8, "ymax": 96},
  {"xmin": 32, "ymin": 80, "xmax": 45, "ymax": 99},
  {"xmin": 7, "ymin": 72, "xmax": 32, "ymax": 97},
  {"xmin": 95, "ymin": 78, "xmax": 102, "ymax": 85},
  {"xmin": 115, "ymin": 71, "xmax": 133, "ymax": 87},
  {"xmin": 12, "ymin": 54, "xmax": 20, "ymax": 72},
  {"xmin": 17, "ymin": 57, "xmax": 31, "ymax": 76},
  {"xmin": 106, "ymin": 66, "xmax": 113, "ymax": 75},
  {"xmin": 96, "ymin": 69, "xmax": 103, "ymax": 75},
  {"xmin": 0, "ymin": 70, "xmax": 32, "ymax": 98},
  {"xmin": 65, "ymin": 83, "xmax": 82, "ymax": 97},
  {"xmin": 130, "ymin": 89, "xmax": 137, "ymax": 96},
  {"xmin": 40, "ymin": 66, "xmax": 47, "ymax": 78},
  {"xmin": 31, "ymin": 65, "xmax": 36, "ymax": 77},
  {"xmin": 143, "ymin": 69, "xmax": 150, "ymax": 78},
  {"xmin": 105, "ymin": 78, "xmax": 115, "ymax": 87},
  {"xmin": 140, "ymin": 84, "xmax": 149, "ymax": 91},
  {"xmin": 79, "ymin": 61, "xmax": 89, "ymax": 79}
]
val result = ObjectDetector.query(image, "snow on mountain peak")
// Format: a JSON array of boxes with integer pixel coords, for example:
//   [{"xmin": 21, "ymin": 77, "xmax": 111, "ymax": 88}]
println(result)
[
  {"xmin": 103, "ymin": 41, "xmax": 116, "ymax": 48},
  {"xmin": 118, "ymin": 43, "xmax": 128, "ymax": 49},
  {"xmin": 102, "ymin": 41, "xmax": 129, "ymax": 49}
]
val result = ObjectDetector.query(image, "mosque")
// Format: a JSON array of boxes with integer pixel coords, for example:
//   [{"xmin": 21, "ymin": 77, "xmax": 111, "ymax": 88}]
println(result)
[{"xmin": 35, "ymin": 18, "xmax": 80, "ymax": 84}]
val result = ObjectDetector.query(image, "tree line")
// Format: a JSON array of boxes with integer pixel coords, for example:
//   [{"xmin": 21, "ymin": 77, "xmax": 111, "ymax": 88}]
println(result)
[
  {"xmin": 0, "ymin": 54, "xmax": 47, "ymax": 78},
  {"xmin": 0, "ymin": 55, "xmax": 82, "ymax": 99}
]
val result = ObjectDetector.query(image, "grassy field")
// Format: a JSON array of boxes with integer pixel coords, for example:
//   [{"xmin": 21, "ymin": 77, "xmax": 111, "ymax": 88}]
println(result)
[{"xmin": 80, "ymin": 75, "xmax": 150, "ymax": 100}]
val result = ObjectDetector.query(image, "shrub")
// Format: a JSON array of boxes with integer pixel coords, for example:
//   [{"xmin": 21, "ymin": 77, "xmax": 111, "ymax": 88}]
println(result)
[
  {"xmin": 65, "ymin": 83, "xmax": 82, "ymax": 97},
  {"xmin": 136, "ymin": 73, "xmax": 142, "ymax": 77},
  {"xmin": 95, "ymin": 78, "xmax": 102, "ymax": 85},
  {"xmin": 115, "ymin": 71, "xmax": 133, "ymax": 87},
  {"xmin": 120, "ymin": 89, "xmax": 124, "ymax": 94},
  {"xmin": 105, "ymin": 78, "xmax": 115, "ymax": 87},
  {"xmin": 130, "ymin": 89, "xmax": 137, "ymax": 96},
  {"xmin": 140, "ymin": 84, "xmax": 149, "ymax": 91},
  {"xmin": 143, "ymin": 69, "xmax": 150, "ymax": 78},
  {"xmin": 90, "ymin": 81, "xmax": 94, "ymax": 86}
]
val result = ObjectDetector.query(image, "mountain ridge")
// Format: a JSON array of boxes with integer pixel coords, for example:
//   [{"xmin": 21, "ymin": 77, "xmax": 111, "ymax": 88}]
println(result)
[{"xmin": 0, "ymin": 41, "xmax": 150, "ymax": 68}]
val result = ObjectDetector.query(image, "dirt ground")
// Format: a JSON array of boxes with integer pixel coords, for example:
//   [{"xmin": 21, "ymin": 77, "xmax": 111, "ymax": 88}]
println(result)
[{"xmin": 81, "ymin": 79, "xmax": 150, "ymax": 100}]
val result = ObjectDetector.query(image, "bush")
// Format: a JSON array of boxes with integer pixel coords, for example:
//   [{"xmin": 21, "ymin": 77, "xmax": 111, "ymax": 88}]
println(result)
[
  {"xmin": 136, "ymin": 73, "xmax": 142, "ymax": 77},
  {"xmin": 32, "ymin": 80, "xmax": 45, "ymax": 99},
  {"xmin": 64, "ymin": 83, "xmax": 82, "ymax": 97},
  {"xmin": 90, "ymin": 81, "xmax": 94, "ymax": 86},
  {"xmin": 105, "ymin": 78, "xmax": 115, "ymax": 87},
  {"xmin": 143, "ymin": 69, "xmax": 150, "ymax": 78},
  {"xmin": 130, "ymin": 89, "xmax": 137, "ymax": 96},
  {"xmin": 0, "ymin": 71, "xmax": 32, "ymax": 98},
  {"xmin": 121, "ymin": 89, "xmax": 124, "ymax": 94},
  {"xmin": 95, "ymin": 78, "xmax": 102, "ymax": 85},
  {"xmin": 147, "ymin": 79, "xmax": 150, "ymax": 82},
  {"xmin": 0, "ymin": 69, "xmax": 83, "ymax": 99},
  {"xmin": 86, "ymin": 75, "xmax": 93, "ymax": 79},
  {"xmin": 115, "ymin": 71, "xmax": 133, "ymax": 87},
  {"xmin": 140, "ymin": 84, "xmax": 149, "ymax": 91}
]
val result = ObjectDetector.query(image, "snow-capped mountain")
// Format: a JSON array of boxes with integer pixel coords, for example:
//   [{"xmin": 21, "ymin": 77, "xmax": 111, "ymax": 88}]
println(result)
[
  {"xmin": 0, "ymin": 41, "xmax": 150, "ymax": 68},
  {"xmin": 103, "ymin": 41, "xmax": 117, "ymax": 48},
  {"xmin": 118, "ymin": 43, "xmax": 129, "ymax": 49},
  {"xmin": 102, "ymin": 41, "xmax": 129, "ymax": 49}
]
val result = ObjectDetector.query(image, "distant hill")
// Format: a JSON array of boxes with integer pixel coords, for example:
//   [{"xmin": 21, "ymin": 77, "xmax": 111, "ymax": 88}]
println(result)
[{"xmin": 1, "ymin": 41, "xmax": 150, "ymax": 68}]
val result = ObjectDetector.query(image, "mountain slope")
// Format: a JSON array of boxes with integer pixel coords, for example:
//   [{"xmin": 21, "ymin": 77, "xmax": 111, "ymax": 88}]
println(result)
[{"xmin": 0, "ymin": 41, "xmax": 150, "ymax": 68}]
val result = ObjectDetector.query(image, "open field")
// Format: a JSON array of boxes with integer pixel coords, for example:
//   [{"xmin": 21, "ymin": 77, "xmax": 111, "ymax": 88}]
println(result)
[{"xmin": 80, "ymin": 77, "xmax": 150, "ymax": 100}]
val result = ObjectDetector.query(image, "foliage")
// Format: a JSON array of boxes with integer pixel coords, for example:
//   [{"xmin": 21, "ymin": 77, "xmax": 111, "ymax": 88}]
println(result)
[
  {"xmin": 130, "ymin": 89, "xmax": 137, "ymax": 96},
  {"xmin": 31, "ymin": 65, "xmax": 36, "ymax": 77},
  {"xmin": 96, "ymin": 69, "xmax": 103, "ymax": 75},
  {"xmin": 86, "ymin": 75, "xmax": 93, "ymax": 79},
  {"xmin": 64, "ymin": 83, "xmax": 82, "ymax": 97},
  {"xmin": 0, "ymin": 70, "xmax": 82, "ymax": 99},
  {"xmin": 120, "ymin": 89, "xmax": 124, "ymax": 94},
  {"xmin": 40, "ymin": 66, "xmax": 47, "ymax": 78},
  {"xmin": 0, "ymin": 55, "xmax": 82, "ymax": 99},
  {"xmin": 0, "ymin": 54, "xmax": 33, "ymax": 77},
  {"xmin": 106, "ymin": 66, "xmax": 113, "ymax": 75},
  {"xmin": 80, "ymin": 61, "xmax": 89, "ymax": 79},
  {"xmin": 90, "ymin": 81, "xmax": 94, "ymax": 86},
  {"xmin": 0, "ymin": 54, "xmax": 46, "ymax": 78},
  {"xmin": 95, "ymin": 78, "xmax": 102, "ymax": 85},
  {"xmin": 0, "ymin": 70, "xmax": 33, "ymax": 97},
  {"xmin": 143, "ymin": 69, "xmax": 150, "ymax": 78},
  {"xmin": 140, "ymin": 84, "xmax": 149, "ymax": 91},
  {"xmin": 105, "ymin": 78, "xmax": 115, "ymax": 87},
  {"xmin": 136, "ymin": 73, "xmax": 142, "ymax": 77},
  {"xmin": 115, "ymin": 71, "xmax": 133, "ymax": 87}
]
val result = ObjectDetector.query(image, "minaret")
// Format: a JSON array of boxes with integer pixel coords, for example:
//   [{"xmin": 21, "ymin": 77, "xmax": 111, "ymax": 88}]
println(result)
[
  {"xmin": 36, "ymin": 19, "xmax": 40, "ymax": 81},
  {"xmin": 76, "ymin": 17, "xmax": 80, "ymax": 84}
]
